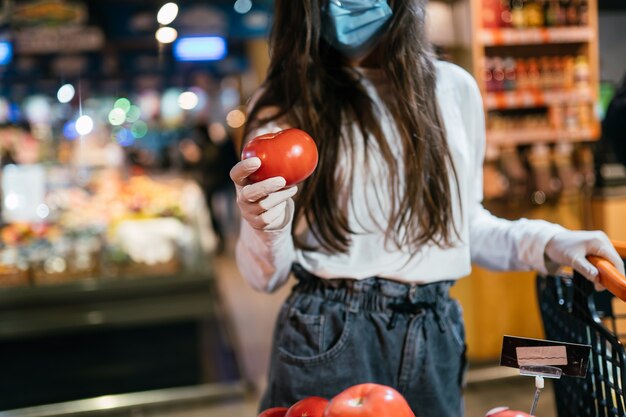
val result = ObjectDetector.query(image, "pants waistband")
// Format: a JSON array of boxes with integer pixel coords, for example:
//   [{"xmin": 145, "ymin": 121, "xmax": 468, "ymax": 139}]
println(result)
[{"xmin": 291, "ymin": 263, "xmax": 453, "ymax": 314}]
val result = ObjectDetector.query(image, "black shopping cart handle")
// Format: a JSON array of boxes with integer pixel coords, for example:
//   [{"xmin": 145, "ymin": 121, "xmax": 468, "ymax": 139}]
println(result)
[{"xmin": 588, "ymin": 255, "xmax": 626, "ymax": 301}]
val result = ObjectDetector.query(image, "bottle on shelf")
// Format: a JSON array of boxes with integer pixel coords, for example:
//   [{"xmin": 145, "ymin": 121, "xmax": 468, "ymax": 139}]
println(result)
[
  {"xmin": 564, "ymin": 103, "xmax": 580, "ymax": 130},
  {"xmin": 516, "ymin": 59, "xmax": 529, "ymax": 90},
  {"xmin": 578, "ymin": 103, "xmax": 592, "ymax": 129},
  {"xmin": 483, "ymin": 0, "xmax": 504, "ymax": 28},
  {"xmin": 527, "ymin": 58, "xmax": 542, "ymax": 90},
  {"xmin": 551, "ymin": 56, "xmax": 565, "ymax": 89},
  {"xmin": 484, "ymin": 58, "xmax": 496, "ymax": 92},
  {"xmin": 566, "ymin": 0, "xmax": 580, "ymax": 26},
  {"xmin": 563, "ymin": 56, "xmax": 575, "ymax": 89},
  {"xmin": 511, "ymin": 0, "xmax": 527, "ymax": 28},
  {"xmin": 573, "ymin": 55, "xmax": 590, "ymax": 90},
  {"xmin": 486, "ymin": 54, "xmax": 588, "ymax": 94},
  {"xmin": 526, "ymin": 0, "xmax": 545, "ymax": 27},
  {"xmin": 493, "ymin": 57, "xmax": 506, "ymax": 91},
  {"xmin": 556, "ymin": 0, "xmax": 568, "ymax": 25},
  {"xmin": 549, "ymin": 104, "xmax": 565, "ymax": 130},
  {"xmin": 500, "ymin": 0, "xmax": 513, "ymax": 26},
  {"xmin": 539, "ymin": 56, "xmax": 553, "ymax": 89},
  {"xmin": 503, "ymin": 57, "xmax": 517, "ymax": 90},
  {"xmin": 578, "ymin": 0, "xmax": 589, "ymax": 26},
  {"xmin": 545, "ymin": 0, "xmax": 560, "ymax": 27}
]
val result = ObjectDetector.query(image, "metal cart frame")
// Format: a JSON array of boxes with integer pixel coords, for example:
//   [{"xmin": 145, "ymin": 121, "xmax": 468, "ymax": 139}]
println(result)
[{"xmin": 537, "ymin": 242, "xmax": 626, "ymax": 417}]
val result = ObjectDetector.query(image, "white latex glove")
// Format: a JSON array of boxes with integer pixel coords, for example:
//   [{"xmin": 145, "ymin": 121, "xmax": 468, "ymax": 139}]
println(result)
[
  {"xmin": 230, "ymin": 157, "xmax": 297, "ymax": 231},
  {"xmin": 545, "ymin": 230, "xmax": 625, "ymax": 291}
]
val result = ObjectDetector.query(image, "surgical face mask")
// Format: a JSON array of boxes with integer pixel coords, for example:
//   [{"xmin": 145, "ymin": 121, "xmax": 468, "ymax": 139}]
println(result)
[{"xmin": 322, "ymin": 0, "xmax": 393, "ymax": 58}]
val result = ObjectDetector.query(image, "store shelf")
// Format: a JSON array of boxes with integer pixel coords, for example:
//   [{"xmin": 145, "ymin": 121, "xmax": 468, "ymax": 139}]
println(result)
[
  {"xmin": 0, "ymin": 272, "xmax": 214, "ymax": 307},
  {"xmin": 484, "ymin": 89, "xmax": 594, "ymax": 110},
  {"xmin": 487, "ymin": 127, "xmax": 599, "ymax": 145},
  {"xmin": 0, "ymin": 272, "xmax": 217, "ymax": 340},
  {"xmin": 480, "ymin": 27, "xmax": 594, "ymax": 46},
  {"xmin": 0, "ymin": 382, "xmax": 248, "ymax": 417}
]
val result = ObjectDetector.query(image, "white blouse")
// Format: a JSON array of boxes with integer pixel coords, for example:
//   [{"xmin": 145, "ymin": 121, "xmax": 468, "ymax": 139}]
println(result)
[{"xmin": 236, "ymin": 61, "xmax": 566, "ymax": 292}]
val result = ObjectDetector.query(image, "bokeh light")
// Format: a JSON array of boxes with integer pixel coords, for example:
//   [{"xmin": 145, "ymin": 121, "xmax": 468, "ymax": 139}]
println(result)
[
  {"xmin": 177, "ymin": 91, "xmax": 199, "ymax": 110},
  {"xmin": 36, "ymin": 203, "xmax": 50, "ymax": 219},
  {"xmin": 75, "ymin": 115, "xmax": 94, "ymax": 135},
  {"xmin": 157, "ymin": 2, "xmax": 179, "ymax": 25},
  {"xmin": 4, "ymin": 193, "xmax": 19, "ymax": 210},
  {"xmin": 131, "ymin": 120, "xmax": 148, "ymax": 138},
  {"xmin": 226, "ymin": 109, "xmax": 246, "ymax": 128},
  {"xmin": 57, "ymin": 84, "xmax": 75, "ymax": 103},
  {"xmin": 63, "ymin": 121, "xmax": 79, "ymax": 140},
  {"xmin": 114, "ymin": 128, "xmax": 135, "ymax": 147},
  {"xmin": 161, "ymin": 88, "xmax": 183, "ymax": 122},
  {"xmin": 126, "ymin": 105, "xmax": 141, "ymax": 123},
  {"xmin": 156, "ymin": 27, "xmax": 178, "ymax": 44},
  {"xmin": 234, "ymin": 0, "xmax": 253, "ymax": 14},
  {"xmin": 138, "ymin": 90, "xmax": 160, "ymax": 119},
  {"xmin": 24, "ymin": 95, "xmax": 51, "ymax": 124},
  {"xmin": 108, "ymin": 108, "xmax": 126, "ymax": 126},
  {"xmin": 114, "ymin": 98, "xmax": 131, "ymax": 113}
]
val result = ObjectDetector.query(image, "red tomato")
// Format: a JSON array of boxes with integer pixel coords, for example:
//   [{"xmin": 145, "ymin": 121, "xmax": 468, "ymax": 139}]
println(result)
[
  {"xmin": 323, "ymin": 383, "xmax": 415, "ymax": 417},
  {"xmin": 285, "ymin": 396, "xmax": 329, "ymax": 417},
  {"xmin": 258, "ymin": 407, "xmax": 289, "ymax": 417},
  {"xmin": 241, "ymin": 128, "xmax": 319, "ymax": 186},
  {"xmin": 485, "ymin": 407, "xmax": 533, "ymax": 417}
]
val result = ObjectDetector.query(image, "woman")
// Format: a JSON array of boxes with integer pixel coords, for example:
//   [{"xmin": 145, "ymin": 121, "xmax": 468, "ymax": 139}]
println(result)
[{"xmin": 229, "ymin": 1, "xmax": 625, "ymax": 415}]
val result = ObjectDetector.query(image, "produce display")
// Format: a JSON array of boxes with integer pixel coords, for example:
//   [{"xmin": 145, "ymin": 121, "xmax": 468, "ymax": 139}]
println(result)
[
  {"xmin": 242, "ymin": 128, "xmax": 319, "ymax": 186},
  {"xmin": 257, "ymin": 383, "xmax": 415, "ymax": 417},
  {"xmin": 0, "ymin": 168, "xmax": 213, "ymax": 288}
]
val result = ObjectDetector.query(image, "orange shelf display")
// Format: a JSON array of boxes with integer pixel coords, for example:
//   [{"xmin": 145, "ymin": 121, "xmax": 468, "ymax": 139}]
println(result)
[
  {"xmin": 484, "ymin": 89, "xmax": 595, "ymax": 110},
  {"xmin": 480, "ymin": 27, "xmax": 595, "ymax": 46},
  {"xmin": 487, "ymin": 127, "xmax": 599, "ymax": 146}
]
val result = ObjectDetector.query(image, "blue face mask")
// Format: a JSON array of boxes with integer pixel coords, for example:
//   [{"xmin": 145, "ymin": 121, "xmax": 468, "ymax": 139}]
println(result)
[{"xmin": 322, "ymin": 0, "xmax": 393, "ymax": 58}]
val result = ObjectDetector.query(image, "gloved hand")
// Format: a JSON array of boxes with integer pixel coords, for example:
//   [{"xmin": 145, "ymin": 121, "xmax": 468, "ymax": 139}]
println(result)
[
  {"xmin": 230, "ymin": 157, "xmax": 298, "ymax": 231},
  {"xmin": 545, "ymin": 230, "xmax": 625, "ymax": 291}
]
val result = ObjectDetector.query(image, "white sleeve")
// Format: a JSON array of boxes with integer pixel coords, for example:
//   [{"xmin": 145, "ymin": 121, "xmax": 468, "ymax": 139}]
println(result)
[
  {"xmin": 462, "ymin": 72, "xmax": 567, "ymax": 274},
  {"xmin": 235, "ymin": 203, "xmax": 296, "ymax": 292},
  {"xmin": 234, "ymin": 114, "xmax": 297, "ymax": 292}
]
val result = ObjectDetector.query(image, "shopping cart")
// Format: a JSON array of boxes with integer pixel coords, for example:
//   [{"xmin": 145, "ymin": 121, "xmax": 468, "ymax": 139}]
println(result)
[{"xmin": 537, "ymin": 240, "xmax": 626, "ymax": 417}]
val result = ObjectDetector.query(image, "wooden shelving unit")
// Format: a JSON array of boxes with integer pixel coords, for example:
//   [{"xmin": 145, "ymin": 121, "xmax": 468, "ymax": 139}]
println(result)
[
  {"xmin": 479, "ymin": 26, "xmax": 595, "ymax": 46},
  {"xmin": 487, "ymin": 126, "xmax": 599, "ymax": 145},
  {"xmin": 484, "ymin": 88, "xmax": 594, "ymax": 110},
  {"xmin": 462, "ymin": 0, "xmax": 601, "ymax": 147}
]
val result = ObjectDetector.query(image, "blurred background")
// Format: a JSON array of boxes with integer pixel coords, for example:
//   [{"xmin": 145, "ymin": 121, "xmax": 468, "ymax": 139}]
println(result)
[{"xmin": 0, "ymin": 0, "xmax": 625, "ymax": 416}]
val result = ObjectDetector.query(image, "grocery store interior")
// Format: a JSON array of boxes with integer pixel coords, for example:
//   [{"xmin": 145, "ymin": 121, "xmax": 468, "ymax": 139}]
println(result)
[{"xmin": 0, "ymin": 0, "xmax": 626, "ymax": 416}]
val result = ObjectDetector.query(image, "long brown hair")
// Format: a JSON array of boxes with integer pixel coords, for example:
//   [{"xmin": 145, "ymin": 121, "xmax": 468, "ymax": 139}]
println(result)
[{"xmin": 244, "ymin": 0, "xmax": 459, "ymax": 253}]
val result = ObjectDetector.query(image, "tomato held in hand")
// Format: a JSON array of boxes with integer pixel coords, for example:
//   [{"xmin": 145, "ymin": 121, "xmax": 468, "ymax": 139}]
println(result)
[
  {"xmin": 323, "ymin": 383, "xmax": 415, "ymax": 417},
  {"xmin": 485, "ymin": 407, "xmax": 533, "ymax": 417},
  {"xmin": 285, "ymin": 396, "xmax": 329, "ymax": 417},
  {"xmin": 241, "ymin": 128, "xmax": 319, "ymax": 186},
  {"xmin": 258, "ymin": 407, "xmax": 289, "ymax": 417}
]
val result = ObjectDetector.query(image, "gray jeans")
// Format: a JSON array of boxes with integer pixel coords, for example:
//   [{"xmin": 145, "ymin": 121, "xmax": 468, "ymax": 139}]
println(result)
[{"xmin": 260, "ymin": 264, "xmax": 467, "ymax": 417}]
